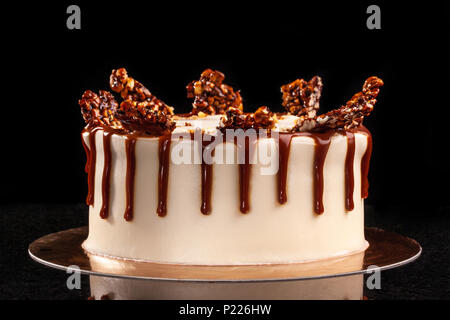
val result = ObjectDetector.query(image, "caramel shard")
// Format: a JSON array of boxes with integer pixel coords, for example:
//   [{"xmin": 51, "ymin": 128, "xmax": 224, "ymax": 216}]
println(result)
[
  {"xmin": 110, "ymin": 68, "xmax": 151, "ymax": 101},
  {"xmin": 253, "ymin": 106, "xmax": 276, "ymax": 129},
  {"xmin": 281, "ymin": 76, "xmax": 323, "ymax": 117},
  {"xmin": 116, "ymin": 99, "xmax": 175, "ymax": 136},
  {"xmin": 108, "ymin": 68, "xmax": 175, "ymax": 135},
  {"xmin": 78, "ymin": 90, "xmax": 123, "ymax": 129},
  {"xmin": 110, "ymin": 68, "xmax": 174, "ymax": 115},
  {"xmin": 187, "ymin": 69, "xmax": 243, "ymax": 115},
  {"xmin": 313, "ymin": 76, "xmax": 384, "ymax": 130},
  {"xmin": 220, "ymin": 106, "xmax": 276, "ymax": 130}
]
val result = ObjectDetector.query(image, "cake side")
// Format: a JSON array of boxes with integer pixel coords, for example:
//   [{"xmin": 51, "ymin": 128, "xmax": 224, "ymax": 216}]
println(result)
[{"xmin": 81, "ymin": 126, "xmax": 369, "ymax": 264}]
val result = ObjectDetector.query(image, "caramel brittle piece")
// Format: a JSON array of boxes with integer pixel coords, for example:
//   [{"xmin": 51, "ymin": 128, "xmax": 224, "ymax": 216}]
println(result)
[
  {"xmin": 79, "ymin": 90, "xmax": 100, "ymax": 125},
  {"xmin": 187, "ymin": 69, "xmax": 243, "ymax": 115},
  {"xmin": 253, "ymin": 106, "xmax": 276, "ymax": 129},
  {"xmin": 281, "ymin": 76, "xmax": 323, "ymax": 117},
  {"xmin": 108, "ymin": 68, "xmax": 176, "ymax": 135},
  {"xmin": 110, "ymin": 68, "xmax": 151, "ymax": 101},
  {"xmin": 78, "ymin": 90, "xmax": 123, "ymax": 129},
  {"xmin": 293, "ymin": 76, "xmax": 383, "ymax": 132},
  {"xmin": 220, "ymin": 106, "xmax": 276, "ymax": 130},
  {"xmin": 116, "ymin": 99, "xmax": 175, "ymax": 135},
  {"xmin": 220, "ymin": 107, "xmax": 246, "ymax": 129},
  {"xmin": 110, "ymin": 68, "xmax": 174, "ymax": 115},
  {"xmin": 314, "ymin": 76, "xmax": 383, "ymax": 130}
]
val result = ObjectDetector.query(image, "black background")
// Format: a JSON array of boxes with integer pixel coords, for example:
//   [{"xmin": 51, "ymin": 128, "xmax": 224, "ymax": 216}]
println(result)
[
  {"xmin": 1, "ymin": 0, "xmax": 449, "ymax": 301},
  {"xmin": 2, "ymin": 1, "xmax": 449, "ymax": 212}
]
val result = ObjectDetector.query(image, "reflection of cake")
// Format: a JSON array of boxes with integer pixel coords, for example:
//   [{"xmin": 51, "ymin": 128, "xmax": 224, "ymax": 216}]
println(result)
[{"xmin": 78, "ymin": 69, "xmax": 382, "ymax": 265}]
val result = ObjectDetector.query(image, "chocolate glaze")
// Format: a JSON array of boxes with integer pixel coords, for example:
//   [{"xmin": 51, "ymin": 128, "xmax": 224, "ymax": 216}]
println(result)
[
  {"xmin": 100, "ymin": 132, "xmax": 113, "ymax": 219},
  {"xmin": 124, "ymin": 137, "xmax": 136, "ymax": 221},
  {"xmin": 345, "ymin": 131, "xmax": 355, "ymax": 211},
  {"xmin": 157, "ymin": 135, "xmax": 171, "ymax": 217}
]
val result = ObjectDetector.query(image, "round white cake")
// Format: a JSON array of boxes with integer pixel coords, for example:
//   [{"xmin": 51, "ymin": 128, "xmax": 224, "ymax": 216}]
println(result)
[
  {"xmin": 81, "ymin": 115, "xmax": 370, "ymax": 264},
  {"xmin": 77, "ymin": 68, "xmax": 383, "ymax": 266}
]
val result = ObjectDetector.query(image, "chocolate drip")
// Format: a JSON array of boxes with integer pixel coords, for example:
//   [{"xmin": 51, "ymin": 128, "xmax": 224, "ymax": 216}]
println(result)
[
  {"xmin": 85, "ymin": 128, "xmax": 101, "ymax": 206},
  {"xmin": 235, "ymin": 136, "xmax": 258, "ymax": 214},
  {"xmin": 277, "ymin": 134, "xmax": 293, "ymax": 204},
  {"xmin": 100, "ymin": 132, "xmax": 113, "ymax": 219},
  {"xmin": 81, "ymin": 129, "xmax": 90, "ymax": 174},
  {"xmin": 200, "ymin": 135, "xmax": 215, "ymax": 215},
  {"xmin": 124, "ymin": 137, "xmax": 136, "ymax": 221},
  {"xmin": 311, "ymin": 133, "xmax": 332, "ymax": 214},
  {"xmin": 345, "ymin": 132, "xmax": 355, "ymax": 211},
  {"xmin": 360, "ymin": 128, "xmax": 372, "ymax": 199},
  {"xmin": 277, "ymin": 131, "xmax": 333, "ymax": 214},
  {"xmin": 157, "ymin": 135, "xmax": 171, "ymax": 217}
]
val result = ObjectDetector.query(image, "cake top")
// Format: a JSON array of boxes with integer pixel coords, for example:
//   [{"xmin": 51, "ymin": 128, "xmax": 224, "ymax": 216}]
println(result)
[{"xmin": 78, "ymin": 68, "xmax": 383, "ymax": 136}]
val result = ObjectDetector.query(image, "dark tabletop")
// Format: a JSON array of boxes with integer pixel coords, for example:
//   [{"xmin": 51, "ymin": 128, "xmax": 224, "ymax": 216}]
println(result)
[{"xmin": 0, "ymin": 204, "xmax": 448, "ymax": 300}]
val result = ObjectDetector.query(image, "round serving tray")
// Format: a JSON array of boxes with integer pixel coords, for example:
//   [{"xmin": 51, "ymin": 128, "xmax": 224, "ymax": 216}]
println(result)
[{"xmin": 28, "ymin": 227, "xmax": 421, "ymax": 283}]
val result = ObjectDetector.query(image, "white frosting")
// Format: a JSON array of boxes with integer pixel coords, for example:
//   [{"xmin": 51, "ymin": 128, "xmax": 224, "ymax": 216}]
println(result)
[
  {"xmin": 274, "ymin": 114, "xmax": 299, "ymax": 132},
  {"xmin": 173, "ymin": 115, "xmax": 223, "ymax": 134},
  {"xmin": 81, "ymin": 118, "xmax": 369, "ymax": 265}
]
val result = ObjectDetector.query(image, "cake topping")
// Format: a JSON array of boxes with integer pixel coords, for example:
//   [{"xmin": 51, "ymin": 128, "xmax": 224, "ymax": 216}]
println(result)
[
  {"xmin": 110, "ymin": 68, "xmax": 154, "ymax": 102},
  {"xmin": 281, "ymin": 76, "xmax": 323, "ymax": 117},
  {"xmin": 314, "ymin": 76, "xmax": 383, "ymax": 130},
  {"xmin": 79, "ymin": 90, "xmax": 123, "ymax": 130},
  {"xmin": 78, "ymin": 68, "xmax": 175, "ymax": 135},
  {"xmin": 219, "ymin": 106, "xmax": 276, "ymax": 130},
  {"xmin": 80, "ymin": 69, "xmax": 382, "ymax": 135},
  {"xmin": 187, "ymin": 69, "xmax": 243, "ymax": 115},
  {"xmin": 292, "ymin": 76, "xmax": 384, "ymax": 132},
  {"xmin": 116, "ymin": 99, "xmax": 176, "ymax": 135}
]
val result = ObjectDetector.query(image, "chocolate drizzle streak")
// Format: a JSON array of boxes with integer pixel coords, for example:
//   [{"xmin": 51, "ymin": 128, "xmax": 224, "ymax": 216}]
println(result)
[
  {"xmin": 124, "ymin": 137, "xmax": 136, "ymax": 221},
  {"xmin": 277, "ymin": 133, "xmax": 292, "ymax": 205},
  {"xmin": 311, "ymin": 133, "xmax": 332, "ymax": 214},
  {"xmin": 360, "ymin": 127, "xmax": 373, "ymax": 199},
  {"xmin": 199, "ymin": 132, "xmax": 258, "ymax": 214},
  {"xmin": 81, "ymin": 129, "xmax": 90, "ymax": 174},
  {"xmin": 83, "ymin": 128, "xmax": 101, "ymax": 206},
  {"xmin": 235, "ymin": 136, "xmax": 258, "ymax": 214},
  {"xmin": 277, "ymin": 132, "xmax": 333, "ymax": 214},
  {"xmin": 201, "ymin": 136, "xmax": 214, "ymax": 215},
  {"xmin": 100, "ymin": 132, "xmax": 113, "ymax": 219},
  {"xmin": 344, "ymin": 132, "xmax": 355, "ymax": 211},
  {"xmin": 157, "ymin": 135, "xmax": 171, "ymax": 217}
]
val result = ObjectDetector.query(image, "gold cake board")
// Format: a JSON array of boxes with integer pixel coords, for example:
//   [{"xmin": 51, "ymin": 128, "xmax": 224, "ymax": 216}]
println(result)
[{"xmin": 28, "ymin": 227, "xmax": 421, "ymax": 299}]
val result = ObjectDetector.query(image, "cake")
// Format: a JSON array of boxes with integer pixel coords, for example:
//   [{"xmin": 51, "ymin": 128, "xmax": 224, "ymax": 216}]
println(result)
[{"xmin": 78, "ymin": 68, "xmax": 383, "ymax": 265}]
